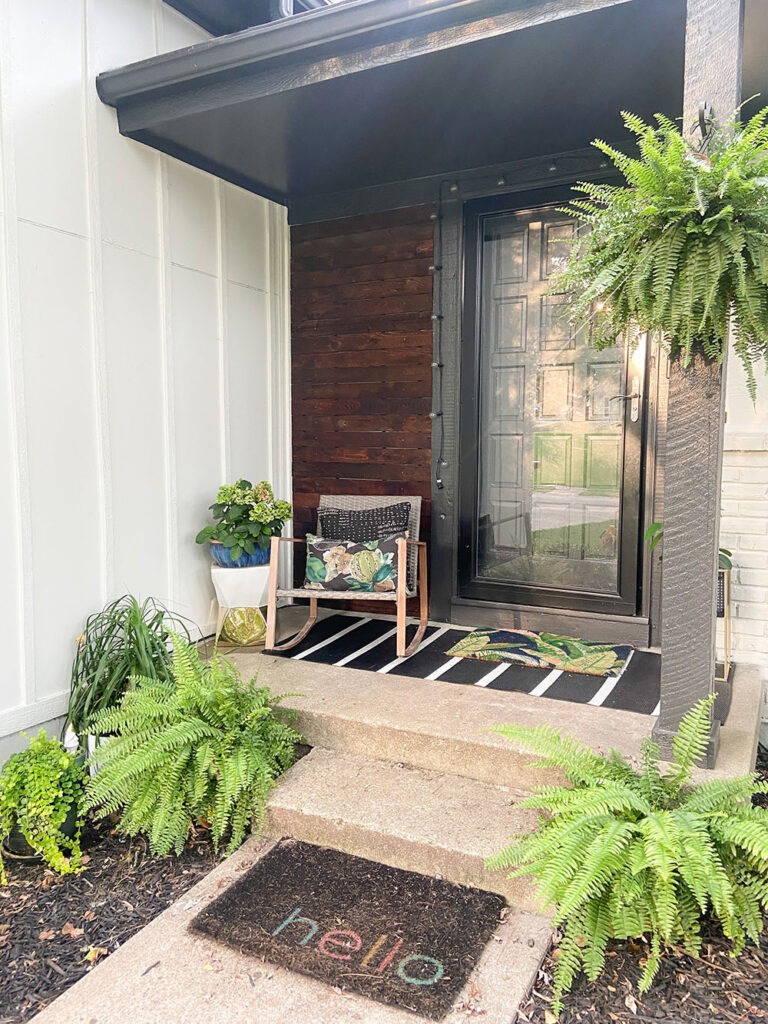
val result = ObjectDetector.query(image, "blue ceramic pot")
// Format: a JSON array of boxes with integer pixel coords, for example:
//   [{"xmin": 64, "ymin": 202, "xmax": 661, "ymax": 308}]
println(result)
[{"xmin": 209, "ymin": 541, "xmax": 271, "ymax": 568}]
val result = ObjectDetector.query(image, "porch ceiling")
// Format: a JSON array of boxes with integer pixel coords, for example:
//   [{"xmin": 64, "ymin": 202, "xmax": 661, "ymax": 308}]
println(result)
[{"xmin": 97, "ymin": 0, "xmax": 766, "ymax": 213}]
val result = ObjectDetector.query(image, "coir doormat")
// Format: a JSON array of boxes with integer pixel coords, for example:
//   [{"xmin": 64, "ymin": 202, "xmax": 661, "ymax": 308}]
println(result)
[
  {"xmin": 446, "ymin": 628, "xmax": 633, "ymax": 678},
  {"xmin": 190, "ymin": 839, "xmax": 505, "ymax": 1020}
]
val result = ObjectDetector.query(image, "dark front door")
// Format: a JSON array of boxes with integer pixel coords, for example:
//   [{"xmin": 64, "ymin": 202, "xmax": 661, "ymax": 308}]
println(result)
[{"xmin": 459, "ymin": 192, "xmax": 647, "ymax": 616}]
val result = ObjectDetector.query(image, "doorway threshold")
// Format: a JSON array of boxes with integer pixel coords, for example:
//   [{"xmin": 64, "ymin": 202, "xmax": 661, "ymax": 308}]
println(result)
[{"xmin": 450, "ymin": 597, "xmax": 651, "ymax": 646}]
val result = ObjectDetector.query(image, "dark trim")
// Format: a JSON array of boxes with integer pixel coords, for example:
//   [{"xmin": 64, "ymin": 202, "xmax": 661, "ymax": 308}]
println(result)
[
  {"xmin": 164, "ymin": 1, "xmax": 225, "ymax": 36},
  {"xmin": 163, "ymin": 0, "xmax": 337, "ymax": 38},
  {"xmin": 429, "ymin": 151, "xmax": 621, "ymax": 623},
  {"xmin": 125, "ymin": 128, "xmax": 289, "ymax": 207},
  {"xmin": 457, "ymin": 188, "xmax": 647, "ymax": 617},
  {"xmin": 289, "ymin": 149, "xmax": 631, "ymax": 225},
  {"xmin": 428, "ymin": 155, "xmax": 661, "ymax": 632},
  {"xmin": 97, "ymin": 0, "xmax": 635, "ymax": 109}
]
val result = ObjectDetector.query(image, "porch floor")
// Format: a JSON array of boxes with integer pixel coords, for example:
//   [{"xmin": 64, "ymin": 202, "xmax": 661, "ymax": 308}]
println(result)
[{"xmin": 234, "ymin": 606, "xmax": 761, "ymax": 782}]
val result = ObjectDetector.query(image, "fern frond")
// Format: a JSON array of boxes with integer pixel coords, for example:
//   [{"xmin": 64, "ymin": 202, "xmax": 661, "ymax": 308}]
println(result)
[
  {"xmin": 487, "ymin": 696, "xmax": 768, "ymax": 1014},
  {"xmin": 555, "ymin": 108, "xmax": 768, "ymax": 396},
  {"xmin": 85, "ymin": 637, "xmax": 302, "ymax": 856}
]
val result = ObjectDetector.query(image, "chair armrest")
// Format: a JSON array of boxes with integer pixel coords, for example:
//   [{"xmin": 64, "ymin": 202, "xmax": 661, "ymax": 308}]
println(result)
[{"xmin": 272, "ymin": 537, "xmax": 307, "ymax": 545}]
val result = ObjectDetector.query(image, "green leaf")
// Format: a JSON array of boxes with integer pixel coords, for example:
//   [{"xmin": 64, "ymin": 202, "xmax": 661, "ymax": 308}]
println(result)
[
  {"xmin": 305, "ymin": 557, "xmax": 326, "ymax": 583},
  {"xmin": 486, "ymin": 694, "xmax": 768, "ymax": 1011},
  {"xmin": 81, "ymin": 637, "xmax": 302, "ymax": 859}
]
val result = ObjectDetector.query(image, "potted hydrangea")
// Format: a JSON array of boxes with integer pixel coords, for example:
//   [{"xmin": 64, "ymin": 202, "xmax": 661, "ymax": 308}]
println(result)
[{"xmin": 196, "ymin": 479, "xmax": 292, "ymax": 567}]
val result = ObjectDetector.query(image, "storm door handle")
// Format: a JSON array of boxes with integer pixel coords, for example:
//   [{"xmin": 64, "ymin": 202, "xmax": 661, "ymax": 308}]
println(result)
[{"xmin": 609, "ymin": 376, "xmax": 641, "ymax": 422}]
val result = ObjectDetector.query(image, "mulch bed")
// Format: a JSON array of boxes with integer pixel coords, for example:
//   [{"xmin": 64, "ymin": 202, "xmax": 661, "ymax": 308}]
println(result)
[
  {"xmin": 191, "ymin": 838, "xmax": 505, "ymax": 1020},
  {"xmin": 0, "ymin": 817, "xmax": 220, "ymax": 1024}
]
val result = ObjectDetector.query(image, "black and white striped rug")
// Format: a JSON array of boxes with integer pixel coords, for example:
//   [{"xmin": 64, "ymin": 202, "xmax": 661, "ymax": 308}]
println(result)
[{"xmin": 271, "ymin": 614, "xmax": 661, "ymax": 716}]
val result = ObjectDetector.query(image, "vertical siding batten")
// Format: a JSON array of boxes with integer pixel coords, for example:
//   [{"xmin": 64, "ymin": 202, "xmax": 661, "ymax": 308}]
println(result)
[
  {"xmin": 158, "ymin": 157, "xmax": 179, "ymax": 607},
  {"xmin": 0, "ymin": 0, "xmax": 29, "ymax": 719},
  {"xmin": 83, "ymin": 0, "xmax": 112, "ymax": 603},
  {"xmin": 215, "ymin": 177, "xmax": 230, "ymax": 481},
  {"xmin": 269, "ymin": 203, "xmax": 294, "ymax": 590}
]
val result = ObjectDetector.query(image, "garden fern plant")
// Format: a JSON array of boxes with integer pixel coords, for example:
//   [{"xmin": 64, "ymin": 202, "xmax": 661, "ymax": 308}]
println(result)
[
  {"xmin": 84, "ymin": 635, "xmax": 302, "ymax": 857},
  {"xmin": 557, "ymin": 107, "xmax": 768, "ymax": 399},
  {"xmin": 487, "ymin": 695, "xmax": 768, "ymax": 1016}
]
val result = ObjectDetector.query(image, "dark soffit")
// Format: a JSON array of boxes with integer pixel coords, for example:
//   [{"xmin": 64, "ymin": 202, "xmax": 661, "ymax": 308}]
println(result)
[{"xmin": 95, "ymin": 0, "xmax": 763, "ymax": 209}]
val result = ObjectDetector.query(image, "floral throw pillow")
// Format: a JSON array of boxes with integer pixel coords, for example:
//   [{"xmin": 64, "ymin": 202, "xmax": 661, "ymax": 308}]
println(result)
[{"xmin": 304, "ymin": 534, "xmax": 403, "ymax": 593}]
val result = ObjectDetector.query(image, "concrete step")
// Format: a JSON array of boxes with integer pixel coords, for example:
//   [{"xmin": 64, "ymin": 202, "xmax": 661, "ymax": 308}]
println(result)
[
  {"xmin": 265, "ymin": 746, "xmax": 543, "ymax": 913},
  {"xmin": 246, "ymin": 650, "xmax": 651, "ymax": 795}
]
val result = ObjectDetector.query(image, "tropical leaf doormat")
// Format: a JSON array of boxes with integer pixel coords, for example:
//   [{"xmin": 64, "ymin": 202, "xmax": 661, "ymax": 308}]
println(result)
[{"xmin": 446, "ymin": 628, "xmax": 633, "ymax": 678}]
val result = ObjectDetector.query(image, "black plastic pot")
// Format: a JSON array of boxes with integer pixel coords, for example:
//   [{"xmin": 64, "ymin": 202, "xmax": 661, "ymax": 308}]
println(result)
[{"xmin": 3, "ymin": 806, "xmax": 78, "ymax": 863}]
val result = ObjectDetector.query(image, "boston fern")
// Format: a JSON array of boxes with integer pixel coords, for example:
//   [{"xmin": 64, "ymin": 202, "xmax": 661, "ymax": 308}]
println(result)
[
  {"xmin": 557, "ymin": 108, "xmax": 768, "ymax": 398},
  {"xmin": 84, "ymin": 636, "xmax": 301, "ymax": 857},
  {"xmin": 487, "ymin": 696, "xmax": 768, "ymax": 1016}
]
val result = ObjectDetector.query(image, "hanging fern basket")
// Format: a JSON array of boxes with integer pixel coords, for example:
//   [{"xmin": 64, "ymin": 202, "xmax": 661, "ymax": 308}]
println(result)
[{"xmin": 556, "ymin": 107, "xmax": 768, "ymax": 400}]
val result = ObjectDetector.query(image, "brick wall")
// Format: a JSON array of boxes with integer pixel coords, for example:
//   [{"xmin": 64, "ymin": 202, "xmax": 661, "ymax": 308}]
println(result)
[{"xmin": 720, "ymin": 440, "xmax": 768, "ymax": 669}]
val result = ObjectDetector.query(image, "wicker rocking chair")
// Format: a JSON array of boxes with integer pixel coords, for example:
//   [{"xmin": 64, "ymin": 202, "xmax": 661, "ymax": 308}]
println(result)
[{"xmin": 264, "ymin": 495, "xmax": 428, "ymax": 658}]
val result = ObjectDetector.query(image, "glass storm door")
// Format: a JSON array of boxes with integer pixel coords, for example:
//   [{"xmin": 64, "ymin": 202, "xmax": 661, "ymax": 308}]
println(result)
[{"xmin": 459, "ymin": 194, "xmax": 646, "ymax": 615}]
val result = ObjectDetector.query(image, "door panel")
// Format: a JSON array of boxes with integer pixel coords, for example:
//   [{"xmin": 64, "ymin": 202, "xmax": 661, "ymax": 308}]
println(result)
[{"xmin": 460, "ymin": 194, "xmax": 646, "ymax": 615}]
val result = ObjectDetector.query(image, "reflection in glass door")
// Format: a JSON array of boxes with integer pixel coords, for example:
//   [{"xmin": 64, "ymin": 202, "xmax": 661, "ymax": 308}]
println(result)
[{"xmin": 460, "ymin": 195, "xmax": 646, "ymax": 614}]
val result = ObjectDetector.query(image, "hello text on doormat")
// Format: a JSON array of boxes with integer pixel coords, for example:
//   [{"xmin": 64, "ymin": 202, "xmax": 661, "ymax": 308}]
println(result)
[{"xmin": 190, "ymin": 839, "xmax": 505, "ymax": 1019}]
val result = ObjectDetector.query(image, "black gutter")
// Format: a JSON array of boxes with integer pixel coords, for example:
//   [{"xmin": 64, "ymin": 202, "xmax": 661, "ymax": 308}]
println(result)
[
  {"xmin": 164, "ymin": 0, "xmax": 337, "ymax": 36},
  {"xmin": 97, "ymin": 0, "xmax": 635, "ymax": 106}
]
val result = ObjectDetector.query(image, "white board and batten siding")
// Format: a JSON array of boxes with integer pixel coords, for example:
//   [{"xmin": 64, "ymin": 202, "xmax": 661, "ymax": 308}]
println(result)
[{"xmin": 0, "ymin": 0, "xmax": 291, "ymax": 758}]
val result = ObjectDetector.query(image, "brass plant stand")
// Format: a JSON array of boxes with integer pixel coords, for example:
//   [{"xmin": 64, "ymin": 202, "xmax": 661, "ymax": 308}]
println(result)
[{"xmin": 715, "ymin": 568, "xmax": 732, "ymax": 684}]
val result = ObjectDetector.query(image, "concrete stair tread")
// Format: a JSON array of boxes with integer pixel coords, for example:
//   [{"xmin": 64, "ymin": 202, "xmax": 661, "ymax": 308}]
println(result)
[
  {"xmin": 243, "ymin": 650, "xmax": 652, "ymax": 791},
  {"xmin": 266, "ymin": 747, "xmax": 541, "ymax": 910}
]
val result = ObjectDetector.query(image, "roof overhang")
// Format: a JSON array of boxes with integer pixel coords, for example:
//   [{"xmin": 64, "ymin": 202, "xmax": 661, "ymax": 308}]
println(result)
[
  {"xmin": 96, "ymin": 0, "xmax": 766, "ymax": 216},
  {"xmin": 164, "ymin": 0, "xmax": 337, "ymax": 37}
]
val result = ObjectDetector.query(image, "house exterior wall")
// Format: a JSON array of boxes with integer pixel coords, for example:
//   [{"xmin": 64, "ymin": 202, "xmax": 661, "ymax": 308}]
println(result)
[
  {"xmin": 722, "ymin": 351, "xmax": 768, "ymax": 719},
  {"xmin": 290, "ymin": 206, "xmax": 434, "ymax": 595},
  {"xmin": 0, "ymin": 0, "xmax": 291, "ymax": 759}
]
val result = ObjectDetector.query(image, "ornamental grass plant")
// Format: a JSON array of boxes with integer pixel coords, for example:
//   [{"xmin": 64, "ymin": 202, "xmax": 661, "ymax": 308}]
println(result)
[
  {"xmin": 84, "ymin": 635, "xmax": 301, "ymax": 857},
  {"xmin": 487, "ymin": 695, "xmax": 768, "ymax": 1016},
  {"xmin": 67, "ymin": 594, "xmax": 193, "ymax": 740}
]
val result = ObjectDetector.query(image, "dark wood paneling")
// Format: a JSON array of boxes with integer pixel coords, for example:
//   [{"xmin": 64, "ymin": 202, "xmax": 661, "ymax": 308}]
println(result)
[{"xmin": 291, "ymin": 205, "xmax": 435, "ymax": 609}]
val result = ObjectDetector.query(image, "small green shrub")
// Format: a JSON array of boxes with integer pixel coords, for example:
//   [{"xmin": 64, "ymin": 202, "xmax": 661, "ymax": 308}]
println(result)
[
  {"xmin": 84, "ymin": 636, "xmax": 302, "ymax": 857},
  {"xmin": 0, "ymin": 731, "xmax": 85, "ymax": 884},
  {"xmin": 487, "ymin": 696, "xmax": 768, "ymax": 1015},
  {"xmin": 195, "ymin": 479, "xmax": 292, "ymax": 561},
  {"xmin": 68, "ymin": 594, "xmax": 193, "ymax": 739}
]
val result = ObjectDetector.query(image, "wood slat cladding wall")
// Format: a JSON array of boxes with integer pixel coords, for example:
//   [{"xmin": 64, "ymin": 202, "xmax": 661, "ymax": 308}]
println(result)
[{"xmin": 290, "ymin": 206, "xmax": 435, "ymax": 600}]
